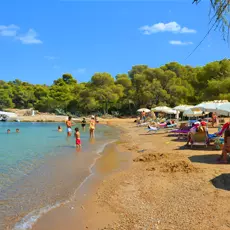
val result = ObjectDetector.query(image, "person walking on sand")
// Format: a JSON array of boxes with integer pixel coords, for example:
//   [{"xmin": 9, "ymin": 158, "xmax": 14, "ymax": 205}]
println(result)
[
  {"xmin": 65, "ymin": 116, "xmax": 72, "ymax": 136},
  {"xmin": 74, "ymin": 127, "xmax": 81, "ymax": 149},
  {"xmin": 89, "ymin": 115, "xmax": 96, "ymax": 138}
]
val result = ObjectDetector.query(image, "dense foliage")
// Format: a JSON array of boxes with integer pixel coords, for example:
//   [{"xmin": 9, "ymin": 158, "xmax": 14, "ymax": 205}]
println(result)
[{"xmin": 1, "ymin": 59, "xmax": 230, "ymax": 116}]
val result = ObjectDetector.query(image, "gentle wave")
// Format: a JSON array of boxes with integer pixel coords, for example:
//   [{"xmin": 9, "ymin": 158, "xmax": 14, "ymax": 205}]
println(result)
[{"xmin": 12, "ymin": 139, "xmax": 117, "ymax": 230}]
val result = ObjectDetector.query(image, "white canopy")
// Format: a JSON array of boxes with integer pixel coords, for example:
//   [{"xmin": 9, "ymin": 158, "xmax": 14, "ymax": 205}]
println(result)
[
  {"xmin": 183, "ymin": 109, "xmax": 204, "ymax": 117},
  {"xmin": 213, "ymin": 103, "xmax": 230, "ymax": 116},
  {"xmin": 173, "ymin": 105, "xmax": 194, "ymax": 112},
  {"xmin": 137, "ymin": 108, "xmax": 151, "ymax": 113},
  {"xmin": 152, "ymin": 106, "xmax": 177, "ymax": 114},
  {"xmin": 191, "ymin": 100, "xmax": 229, "ymax": 113}
]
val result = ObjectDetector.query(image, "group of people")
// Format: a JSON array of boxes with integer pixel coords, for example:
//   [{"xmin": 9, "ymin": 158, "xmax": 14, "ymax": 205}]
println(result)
[
  {"xmin": 186, "ymin": 118, "xmax": 230, "ymax": 164},
  {"xmin": 7, "ymin": 128, "xmax": 20, "ymax": 134},
  {"xmin": 64, "ymin": 115, "xmax": 98, "ymax": 149}
]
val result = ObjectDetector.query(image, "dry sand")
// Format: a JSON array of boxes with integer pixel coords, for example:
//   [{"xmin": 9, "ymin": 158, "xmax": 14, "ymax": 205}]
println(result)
[{"xmin": 32, "ymin": 119, "xmax": 230, "ymax": 230}]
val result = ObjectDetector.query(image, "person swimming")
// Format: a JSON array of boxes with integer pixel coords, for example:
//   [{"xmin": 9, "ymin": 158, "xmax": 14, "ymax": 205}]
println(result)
[
  {"xmin": 58, "ymin": 126, "xmax": 62, "ymax": 132},
  {"xmin": 16, "ymin": 129, "xmax": 20, "ymax": 133},
  {"xmin": 7, "ymin": 129, "xmax": 10, "ymax": 134},
  {"xmin": 75, "ymin": 127, "xmax": 81, "ymax": 148}
]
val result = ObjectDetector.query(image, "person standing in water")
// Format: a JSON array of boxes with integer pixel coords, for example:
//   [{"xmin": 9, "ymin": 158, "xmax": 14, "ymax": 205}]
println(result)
[
  {"xmin": 75, "ymin": 127, "xmax": 81, "ymax": 148},
  {"xmin": 65, "ymin": 116, "xmax": 72, "ymax": 136},
  {"xmin": 81, "ymin": 117, "xmax": 86, "ymax": 131},
  {"xmin": 89, "ymin": 115, "xmax": 96, "ymax": 138},
  {"xmin": 7, "ymin": 129, "xmax": 10, "ymax": 134},
  {"xmin": 58, "ymin": 126, "xmax": 62, "ymax": 132}
]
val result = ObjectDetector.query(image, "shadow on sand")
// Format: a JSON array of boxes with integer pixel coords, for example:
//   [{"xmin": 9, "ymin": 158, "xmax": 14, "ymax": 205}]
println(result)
[
  {"xmin": 188, "ymin": 154, "xmax": 221, "ymax": 164},
  {"xmin": 175, "ymin": 144, "xmax": 218, "ymax": 151},
  {"xmin": 211, "ymin": 174, "xmax": 230, "ymax": 191}
]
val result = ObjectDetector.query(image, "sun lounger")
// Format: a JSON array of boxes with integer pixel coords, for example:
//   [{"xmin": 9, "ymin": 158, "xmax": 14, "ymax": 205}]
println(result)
[{"xmin": 190, "ymin": 132, "xmax": 208, "ymax": 148}]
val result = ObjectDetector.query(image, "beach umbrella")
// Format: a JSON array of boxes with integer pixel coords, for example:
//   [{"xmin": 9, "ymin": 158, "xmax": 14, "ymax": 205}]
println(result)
[
  {"xmin": 152, "ymin": 106, "xmax": 177, "ymax": 114},
  {"xmin": 215, "ymin": 103, "xmax": 230, "ymax": 116},
  {"xmin": 191, "ymin": 100, "xmax": 229, "ymax": 113},
  {"xmin": 183, "ymin": 109, "xmax": 204, "ymax": 117},
  {"xmin": 137, "ymin": 108, "xmax": 151, "ymax": 113},
  {"xmin": 173, "ymin": 105, "xmax": 194, "ymax": 112}
]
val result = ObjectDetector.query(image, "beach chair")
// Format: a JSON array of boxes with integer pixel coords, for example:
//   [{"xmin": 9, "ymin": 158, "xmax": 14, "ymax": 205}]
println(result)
[
  {"xmin": 170, "ymin": 122, "xmax": 187, "ymax": 133},
  {"xmin": 190, "ymin": 132, "xmax": 208, "ymax": 148}
]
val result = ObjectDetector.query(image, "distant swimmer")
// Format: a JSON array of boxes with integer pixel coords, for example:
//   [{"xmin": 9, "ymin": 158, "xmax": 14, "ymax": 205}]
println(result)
[
  {"xmin": 81, "ymin": 117, "xmax": 86, "ymax": 131},
  {"xmin": 75, "ymin": 127, "xmax": 81, "ymax": 148},
  {"xmin": 89, "ymin": 115, "xmax": 95, "ymax": 138},
  {"xmin": 7, "ymin": 129, "xmax": 10, "ymax": 134},
  {"xmin": 58, "ymin": 126, "xmax": 62, "ymax": 132},
  {"xmin": 16, "ymin": 129, "xmax": 20, "ymax": 133},
  {"xmin": 65, "ymin": 116, "xmax": 72, "ymax": 136}
]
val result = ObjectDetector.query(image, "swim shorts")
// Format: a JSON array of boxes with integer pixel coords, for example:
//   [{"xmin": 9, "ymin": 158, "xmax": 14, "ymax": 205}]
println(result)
[
  {"xmin": 67, "ymin": 127, "xmax": 72, "ymax": 133},
  {"xmin": 76, "ymin": 138, "xmax": 81, "ymax": 145}
]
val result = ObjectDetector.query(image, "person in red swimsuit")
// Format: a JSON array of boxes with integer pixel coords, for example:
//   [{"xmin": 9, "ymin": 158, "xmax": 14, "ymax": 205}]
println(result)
[{"xmin": 75, "ymin": 127, "xmax": 81, "ymax": 148}]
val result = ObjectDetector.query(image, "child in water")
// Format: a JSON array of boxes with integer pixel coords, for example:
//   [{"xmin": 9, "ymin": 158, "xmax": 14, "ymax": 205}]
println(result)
[
  {"xmin": 75, "ymin": 127, "xmax": 81, "ymax": 148},
  {"xmin": 58, "ymin": 126, "xmax": 62, "ymax": 132},
  {"xmin": 16, "ymin": 129, "xmax": 20, "ymax": 133},
  {"xmin": 7, "ymin": 129, "xmax": 10, "ymax": 134}
]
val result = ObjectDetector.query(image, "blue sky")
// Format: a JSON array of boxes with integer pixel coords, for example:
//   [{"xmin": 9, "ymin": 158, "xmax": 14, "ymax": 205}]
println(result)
[{"xmin": 0, "ymin": 0, "xmax": 229, "ymax": 84}]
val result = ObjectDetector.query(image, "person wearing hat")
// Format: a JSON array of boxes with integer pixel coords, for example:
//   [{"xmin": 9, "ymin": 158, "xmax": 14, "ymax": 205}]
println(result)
[{"xmin": 89, "ymin": 115, "xmax": 96, "ymax": 138}]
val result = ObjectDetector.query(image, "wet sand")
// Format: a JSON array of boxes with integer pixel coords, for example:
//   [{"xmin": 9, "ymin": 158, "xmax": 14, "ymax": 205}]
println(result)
[
  {"xmin": 27, "ymin": 119, "xmax": 230, "ymax": 229},
  {"xmin": 32, "ymin": 141, "xmax": 132, "ymax": 230}
]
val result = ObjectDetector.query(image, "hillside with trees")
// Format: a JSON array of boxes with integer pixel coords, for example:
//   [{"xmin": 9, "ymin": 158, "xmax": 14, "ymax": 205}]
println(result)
[{"xmin": 1, "ymin": 59, "xmax": 230, "ymax": 116}]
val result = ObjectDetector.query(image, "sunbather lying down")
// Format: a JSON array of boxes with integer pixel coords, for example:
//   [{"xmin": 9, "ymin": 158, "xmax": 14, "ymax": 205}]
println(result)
[{"xmin": 147, "ymin": 125, "xmax": 159, "ymax": 133}]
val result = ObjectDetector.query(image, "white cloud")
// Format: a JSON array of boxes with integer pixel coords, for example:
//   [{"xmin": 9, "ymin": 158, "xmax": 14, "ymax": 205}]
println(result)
[
  {"xmin": 74, "ymin": 68, "xmax": 86, "ymax": 74},
  {"xmin": 0, "ymin": 24, "xmax": 19, "ymax": 36},
  {"xmin": 45, "ymin": 56, "xmax": 58, "ymax": 60},
  {"xmin": 169, "ymin": 40, "xmax": 193, "ymax": 45},
  {"xmin": 17, "ymin": 29, "xmax": 42, "ymax": 44},
  {"xmin": 140, "ymin": 22, "xmax": 196, "ymax": 35}
]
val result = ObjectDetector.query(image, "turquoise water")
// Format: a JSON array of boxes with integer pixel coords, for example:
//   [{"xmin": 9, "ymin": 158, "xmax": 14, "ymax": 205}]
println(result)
[{"xmin": 0, "ymin": 122, "xmax": 119, "ymax": 230}]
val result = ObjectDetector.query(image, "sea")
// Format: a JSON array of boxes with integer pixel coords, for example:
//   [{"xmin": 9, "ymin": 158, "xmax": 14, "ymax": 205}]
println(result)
[{"xmin": 0, "ymin": 122, "xmax": 121, "ymax": 230}]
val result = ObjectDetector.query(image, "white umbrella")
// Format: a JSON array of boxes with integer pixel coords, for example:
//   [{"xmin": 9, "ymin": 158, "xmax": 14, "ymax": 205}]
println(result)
[
  {"xmin": 173, "ymin": 105, "xmax": 194, "ymax": 112},
  {"xmin": 215, "ymin": 103, "xmax": 230, "ymax": 116},
  {"xmin": 183, "ymin": 109, "xmax": 204, "ymax": 117},
  {"xmin": 191, "ymin": 100, "xmax": 228, "ymax": 113},
  {"xmin": 137, "ymin": 108, "xmax": 151, "ymax": 113},
  {"xmin": 152, "ymin": 106, "xmax": 177, "ymax": 114}
]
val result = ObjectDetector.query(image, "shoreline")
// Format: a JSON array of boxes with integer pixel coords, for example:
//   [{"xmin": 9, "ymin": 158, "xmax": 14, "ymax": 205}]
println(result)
[
  {"xmin": 46, "ymin": 119, "xmax": 230, "ymax": 230},
  {"xmin": 8, "ymin": 123, "xmax": 131, "ymax": 230}
]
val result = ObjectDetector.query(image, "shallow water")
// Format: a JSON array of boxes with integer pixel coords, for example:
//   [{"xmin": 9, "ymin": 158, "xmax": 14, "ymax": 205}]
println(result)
[{"xmin": 0, "ymin": 122, "xmax": 119, "ymax": 230}]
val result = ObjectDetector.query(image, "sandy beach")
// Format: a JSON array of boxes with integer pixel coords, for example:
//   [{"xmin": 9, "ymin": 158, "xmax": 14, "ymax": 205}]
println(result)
[{"xmin": 30, "ymin": 119, "xmax": 230, "ymax": 230}]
